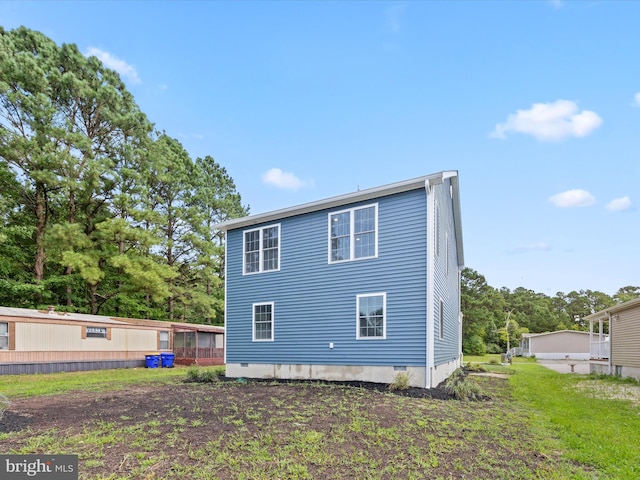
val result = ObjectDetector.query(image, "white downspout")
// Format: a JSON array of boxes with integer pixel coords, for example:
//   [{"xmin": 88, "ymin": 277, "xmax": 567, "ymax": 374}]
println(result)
[{"xmin": 425, "ymin": 180, "xmax": 435, "ymax": 389}]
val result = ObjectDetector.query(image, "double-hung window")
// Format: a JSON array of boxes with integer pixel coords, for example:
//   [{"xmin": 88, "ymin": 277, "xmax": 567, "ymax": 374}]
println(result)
[
  {"xmin": 244, "ymin": 224, "xmax": 280, "ymax": 274},
  {"xmin": 329, "ymin": 204, "xmax": 377, "ymax": 263},
  {"xmin": 356, "ymin": 293, "xmax": 386, "ymax": 339},
  {"xmin": 159, "ymin": 331, "xmax": 170, "ymax": 350},
  {"xmin": 253, "ymin": 302, "xmax": 274, "ymax": 341},
  {"xmin": 0, "ymin": 322, "xmax": 8, "ymax": 350}
]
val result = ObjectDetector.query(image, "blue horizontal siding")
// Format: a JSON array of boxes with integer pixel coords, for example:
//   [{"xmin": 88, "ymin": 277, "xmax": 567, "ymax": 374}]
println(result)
[
  {"xmin": 226, "ymin": 189, "xmax": 428, "ymax": 367},
  {"xmin": 433, "ymin": 179, "xmax": 461, "ymax": 366}
]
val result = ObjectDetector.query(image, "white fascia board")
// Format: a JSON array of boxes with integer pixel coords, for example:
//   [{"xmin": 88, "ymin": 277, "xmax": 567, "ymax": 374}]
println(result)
[
  {"xmin": 584, "ymin": 297, "xmax": 640, "ymax": 321},
  {"xmin": 214, "ymin": 171, "xmax": 458, "ymax": 231}
]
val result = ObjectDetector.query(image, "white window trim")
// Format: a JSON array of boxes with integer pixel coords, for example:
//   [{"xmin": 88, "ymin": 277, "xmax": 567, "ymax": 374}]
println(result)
[
  {"xmin": 252, "ymin": 301, "xmax": 275, "ymax": 342},
  {"xmin": 328, "ymin": 203, "xmax": 378, "ymax": 264},
  {"xmin": 243, "ymin": 224, "xmax": 281, "ymax": 275},
  {"xmin": 356, "ymin": 292, "xmax": 387, "ymax": 340}
]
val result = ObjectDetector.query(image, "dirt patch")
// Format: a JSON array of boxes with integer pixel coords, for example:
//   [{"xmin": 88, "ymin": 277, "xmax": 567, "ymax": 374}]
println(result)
[
  {"xmin": 0, "ymin": 376, "xmax": 584, "ymax": 479},
  {"xmin": 573, "ymin": 380, "xmax": 640, "ymax": 406},
  {"xmin": 468, "ymin": 372, "xmax": 510, "ymax": 379}
]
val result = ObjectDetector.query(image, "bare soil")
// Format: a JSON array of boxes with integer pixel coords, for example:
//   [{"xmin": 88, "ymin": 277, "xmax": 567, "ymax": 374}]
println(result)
[{"xmin": 0, "ymin": 375, "xmax": 579, "ymax": 479}]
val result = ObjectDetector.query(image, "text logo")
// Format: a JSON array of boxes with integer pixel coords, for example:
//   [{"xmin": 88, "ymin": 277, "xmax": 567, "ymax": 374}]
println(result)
[{"xmin": 0, "ymin": 455, "xmax": 78, "ymax": 479}]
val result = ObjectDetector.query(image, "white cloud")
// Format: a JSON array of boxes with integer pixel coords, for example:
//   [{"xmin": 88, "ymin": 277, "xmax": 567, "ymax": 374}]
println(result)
[
  {"xmin": 85, "ymin": 47, "xmax": 141, "ymax": 84},
  {"xmin": 548, "ymin": 0, "xmax": 564, "ymax": 9},
  {"xmin": 490, "ymin": 100, "xmax": 602, "ymax": 141},
  {"xmin": 633, "ymin": 92, "xmax": 640, "ymax": 107},
  {"xmin": 262, "ymin": 168, "xmax": 308, "ymax": 191},
  {"xmin": 549, "ymin": 189, "xmax": 596, "ymax": 208},
  {"xmin": 606, "ymin": 196, "xmax": 632, "ymax": 212},
  {"xmin": 508, "ymin": 243, "xmax": 552, "ymax": 254}
]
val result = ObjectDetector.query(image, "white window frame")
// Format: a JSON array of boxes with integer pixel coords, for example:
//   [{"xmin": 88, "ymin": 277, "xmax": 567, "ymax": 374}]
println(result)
[
  {"xmin": 252, "ymin": 302, "xmax": 274, "ymax": 342},
  {"xmin": 243, "ymin": 224, "xmax": 281, "ymax": 275},
  {"xmin": 0, "ymin": 322, "xmax": 8, "ymax": 350},
  {"xmin": 328, "ymin": 204, "xmax": 378, "ymax": 264},
  {"xmin": 439, "ymin": 298, "xmax": 445, "ymax": 340},
  {"xmin": 356, "ymin": 292, "xmax": 387, "ymax": 340},
  {"xmin": 159, "ymin": 331, "xmax": 170, "ymax": 350}
]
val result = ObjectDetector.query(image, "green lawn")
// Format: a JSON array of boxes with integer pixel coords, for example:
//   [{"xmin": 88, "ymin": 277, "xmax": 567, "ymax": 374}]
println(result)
[
  {"xmin": 509, "ymin": 363, "xmax": 640, "ymax": 479},
  {"xmin": 0, "ymin": 366, "xmax": 187, "ymax": 398}
]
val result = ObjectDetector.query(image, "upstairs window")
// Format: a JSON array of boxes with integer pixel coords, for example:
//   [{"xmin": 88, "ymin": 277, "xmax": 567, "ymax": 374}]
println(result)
[
  {"xmin": 244, "ymin": 224, "xmax": 280, "ymax": 274},
  {"xmin": 329, "ymin": 204, "xmax": 377, "ymax": 263}
]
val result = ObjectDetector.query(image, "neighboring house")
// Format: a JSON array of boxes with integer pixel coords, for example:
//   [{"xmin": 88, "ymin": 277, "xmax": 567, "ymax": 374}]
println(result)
[
  {"xmin": 172, "ymin": 322, "xmax": 225, "ymax": 366},
  {"xmin": 585, "ymin": 298, "xmax": 640, "ymax": 381},
  {"xmin": 519, "ymin": 330, "xmax": 590, "ymax": 360},
  {"xmin": 0, "ymin": 306, "xmax": 225, "ymax": 374},
  {"xmin": 215, "ymin": 171, "xmax": 464, "ymax": 388}
]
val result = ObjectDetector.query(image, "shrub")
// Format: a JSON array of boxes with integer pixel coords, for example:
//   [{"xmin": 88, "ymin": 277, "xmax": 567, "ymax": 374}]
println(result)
[
  {"xmin": 388, "ymin": 371, "xmax": 411, "ymax": 391},
  {"xmin": 199, "ymin": 369, "xmax": 216, "ymax": 383},
  {"xmin": 186, "ymin": 367, "xmax": 201, "ymax": 381},
  {"xmin": 465, "ymin": 362, "xmax": 487, "ymax": 373},
  {"xmin": 463, "ymin": 335, "xmax": 486, "ymax": 356},
  {"xmin": 486, "ymin": 343, "xmax": 502, "ymax": 354},
  {"xmin": 444, "ymin": 368, "xmax": 483, "ymax": 401}
]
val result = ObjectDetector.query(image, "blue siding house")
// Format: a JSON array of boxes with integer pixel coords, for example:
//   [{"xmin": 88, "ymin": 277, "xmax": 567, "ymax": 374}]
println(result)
[{"xmin": 215, "ymin": 172, "xmax": 464, "ymax": 388}]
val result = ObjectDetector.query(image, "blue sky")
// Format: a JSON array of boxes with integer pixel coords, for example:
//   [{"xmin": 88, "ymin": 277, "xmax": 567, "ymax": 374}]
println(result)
[{"xmin": 2, "ymin": 1, "xmax": 639, "ymax": 296}]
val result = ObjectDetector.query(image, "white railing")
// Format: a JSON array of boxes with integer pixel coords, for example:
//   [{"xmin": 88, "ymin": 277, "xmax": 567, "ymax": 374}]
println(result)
[{"xmin": 590, "ymin": 340, "xmax": 610, "ymax": 360}]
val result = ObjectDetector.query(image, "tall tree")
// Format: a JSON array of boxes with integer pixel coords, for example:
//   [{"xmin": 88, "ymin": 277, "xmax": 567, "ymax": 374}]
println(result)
[
  {"xmin": 190, "ymin": 155, "xmax": 248, "ymax": 323},
  {"xmin": 144, "ymin": 134, "xmax": 196, "ymax": 320},
  {"xmin": 0, "ymin": 27, "xmax": 64, "ymax": 285}
]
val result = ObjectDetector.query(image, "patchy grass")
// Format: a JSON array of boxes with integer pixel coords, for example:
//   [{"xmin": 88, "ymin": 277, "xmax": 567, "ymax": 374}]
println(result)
[
  {"xmin": 510, "ymin": 363, "xmax": 640, "ymax": 479},
  {"xmin": 0, "ymin": 366, "xmax": 187, "ymax": 399},
  {"xmin": 0, "ymin": 368, "xmax": 603, "ymax": 479}
]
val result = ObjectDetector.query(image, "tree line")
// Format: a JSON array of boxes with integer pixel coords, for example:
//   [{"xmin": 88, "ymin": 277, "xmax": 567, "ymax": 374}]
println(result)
[
  {"xmin": 0, "ymin": 26, "xmax": 247, "ymax": 323},
  {"xmin": 461, "ymin": 267, "xmax": 640, "ymax": 355}
]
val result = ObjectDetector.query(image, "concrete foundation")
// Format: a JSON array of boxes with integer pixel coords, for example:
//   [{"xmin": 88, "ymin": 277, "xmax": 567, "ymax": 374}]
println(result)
[
  {"xmin": 227, "ymin": 358, "xmax": 462, "ymax": 389},
  {"xmin": 431, "ymin": 357, "xmax": 461, "ymax": 387}
]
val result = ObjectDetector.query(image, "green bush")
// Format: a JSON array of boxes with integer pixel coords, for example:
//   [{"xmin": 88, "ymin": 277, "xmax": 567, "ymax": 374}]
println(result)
[
  {"xmin": 186, "ymin": 367, "xmax": 201, "ymax": 381},
  {"xmin": 486, "ymin": 343, "xmax": 502, "ymax": 354},
  {"xmin": 462, "ymin": 335, "xmax": 486, "ymax": 356},
  {"xmin": 199, "ymin": 369, "xmax": 216, "ymax": 383},
  {"xmin": 444, "ymin": 368, "xmax": 483, "ymax": 401},
  {"xmin": 465, "ymin": 362, "xmax": 487, "ymax": 373},
  {"xmin": 388, "ymin": 371, "xmax": 411, "ymax": 391}
]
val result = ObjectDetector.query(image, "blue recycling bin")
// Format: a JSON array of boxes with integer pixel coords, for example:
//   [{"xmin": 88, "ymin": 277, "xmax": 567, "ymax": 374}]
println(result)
[
  {"xmin": 160, "ymin": 352, "xmax": 175, "ymax": 368},
  {"xmin": 145, "ymin": 354, "xmax": 160, "ymax": 368}
]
